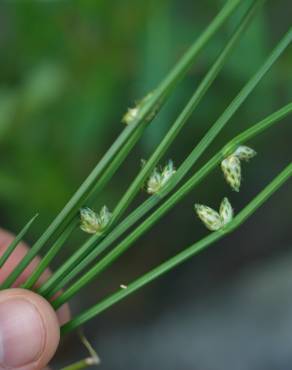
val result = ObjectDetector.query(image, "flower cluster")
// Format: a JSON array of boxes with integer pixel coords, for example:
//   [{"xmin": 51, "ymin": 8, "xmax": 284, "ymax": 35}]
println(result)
[
  {"xmin": 221, "ymin": 145, "xmax": 256, "ymax": 191},
  {"xmin": 122, "ymin": 107, "xmax": 139, "ymax": 124},
  {"xmin": 122, "ymin": 92, "xmax": 154, "ymax": 125},
  {"xmin": 80, "ymin": 206, "xmax": 112, "ymax": 235},
  {"xmin": 195, "ymin": 197, "xmax": 233, "ymax": 231},
  {"xmin": 146, "ymin": 160, "xmax": 176, "ymax": 194}
]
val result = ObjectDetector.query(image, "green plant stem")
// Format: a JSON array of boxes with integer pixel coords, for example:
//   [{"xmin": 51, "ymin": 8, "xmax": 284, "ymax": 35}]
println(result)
[
  {"xmin": 111, "ymin": 0, "xmax": 263, "ymax": 227},
  {"xmin": 38, "ymin": 0, "xmax": 262, "ymax": 297},
  {"xmin": 38, "ymin": 196, "xmax": 159, "ymax": 297},
  {"xmin": 22, "ymin": 125, "xmax": 144, "ymax": 289},
  {"xmin": 52, "ymin": 102, "xmax": 292, "ymax": 308},
  {"xmin": 46, "ymin": 101, "xmax": 292, "ymax": 299},
  {"xmin": 43, "ymin": 23, "xmax": 292, "ymax": 298},
  {"xmin": 3, "ymin": 0, "xmax": 241, "ymax": 289},
  {"xmin": 153, "ymin": 0, "xmax": 242, "ymax": 101},
  {"xmin": 2, "ymin": 123, "xmax": 146, "ymax": 289},
  {"xmin": 60, "ymin": 359, "xmax": 92, "ymax": 370},
  {"xmin": 61, "ymin": 162, "xmax": 292, "ymax": 334},
  {"xmin": 0, "ymin": 214, "xmax": 38, "ymax": 268},
  {"xmin": 162, "ymin": 27, "xmax": 292, "ymax": 191},
  {"xmin": 21, "ymin": 222, "xmax": 77, "ymax": 289},
  {"xmin": 60, "ymin": 358, "xmax": 99, "ymax": 370},
  {"xmin": 60, "ymin": 333, "xmax": 99, "ymax": 369}
]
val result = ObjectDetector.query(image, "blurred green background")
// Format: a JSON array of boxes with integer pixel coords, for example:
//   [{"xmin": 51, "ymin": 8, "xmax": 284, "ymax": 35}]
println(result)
[{"xmin": 0, "ymin": 1, "xmax": 291, "ymax": 369}]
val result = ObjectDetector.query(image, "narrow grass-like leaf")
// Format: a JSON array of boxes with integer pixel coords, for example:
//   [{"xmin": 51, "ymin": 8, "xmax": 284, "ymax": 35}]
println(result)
[
  {"xmin": 2, "ymin": 124, "xmax": 146, "ymax": 289},
  {"xmin": 60, "ymin": 162, "xmax": 292, "ymax": 334},
  {"xmin": 2, "ymin": 0, "xmax": 241, "ymax": 288},
  {"xmin": 0, "ymin": 214, "xmax": 38, "ymax": 269},
  {"xmin": 38, "ymin": 0, "xmax": 262, "ymax": 297},
  {"xmin": 60, "ymin": 358, "xmax": 98, "ymax": 370},
  {"xmin": 20, "ymin": 221, "xmax": 77, "ymax": 289},
  {"xmin": 22, "ymin": 125, "xmax": 144, "ymax": 290},
  {"xmin": 43, "ymin": 25, "xmax": 292, "ymax": 299},
  {"xmin": 45, "ymin": 100, "xmax": 292, "ymax": 299},
  {"xmin": 52, "ymin": 102, "xmax": 292, "ymax": 308},
  {"xmin": 161, "ymin": 27, "xmax": 292, "ymax": 192},
  {"xmin": 111, "ymin": 0, "xmax": 265, "ymax": 226},
  {"xmin": 60, "ymin": 334, "xmax": 100, "ymax": 369},
  {"xmin": 152, "ymin": 0, "xmax": 242, "ymax": 102}
]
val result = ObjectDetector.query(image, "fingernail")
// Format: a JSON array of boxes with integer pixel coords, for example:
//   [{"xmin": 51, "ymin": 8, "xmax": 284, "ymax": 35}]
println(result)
[{"xmin": 0, "ymin": 298, "xmax": 45, "ymax": 367}]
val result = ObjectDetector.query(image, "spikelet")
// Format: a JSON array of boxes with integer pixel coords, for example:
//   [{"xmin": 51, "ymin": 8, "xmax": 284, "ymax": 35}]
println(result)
[
  {"xmin": 80, "ymin": 206, "xmax": 112, "ymax": 234},
  {"xmin": 194, "ymin": 204, "xmax": 222, "ymax": 231},
  {"xmin": 146, "ymin": 160, "xmax": 176, "ymax": 194},
  {"xmin": 195, "ymin": 197, "xmax": 234, "ymax": 231},
  {"xmin": 219, "ymin": 197, "xmax": 233, "ymax": 225},
  {"xmin": 221, "ymin": 155, "xmax": 241, "ymax": 192},
  {"xmin": 122, "ymin": 92, "xmax": 155, "ymax": 125},
  {"xmin": 221, "ymin": 145, "xmax": 256, "ymax": 191},
  {"xmin": 234, "ymin": 145, "xmax": 257, "ymax": 162},
  {"xmin": 122, "ymin": 107, "xmax": 139, "ymax": 125}
]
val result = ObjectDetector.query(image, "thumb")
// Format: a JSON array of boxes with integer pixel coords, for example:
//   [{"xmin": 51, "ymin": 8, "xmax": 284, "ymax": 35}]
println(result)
[{"xmin": 0, "ymin": 288, "xmax": 60, "ymax": 370}]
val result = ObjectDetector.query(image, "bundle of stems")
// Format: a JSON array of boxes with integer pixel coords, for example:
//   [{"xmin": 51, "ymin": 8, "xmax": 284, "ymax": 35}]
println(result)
[{"xmin": 1, "ymin": 0, "xmax": 291, "ymax": 339}]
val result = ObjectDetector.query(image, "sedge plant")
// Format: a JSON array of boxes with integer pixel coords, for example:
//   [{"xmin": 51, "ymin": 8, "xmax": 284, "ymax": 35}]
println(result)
[{"xmin": 1, "ymin": 1, "xmax": 291, "ymax": 367}]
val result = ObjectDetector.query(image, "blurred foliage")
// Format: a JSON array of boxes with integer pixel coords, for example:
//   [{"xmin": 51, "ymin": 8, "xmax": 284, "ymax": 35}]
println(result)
[
  {"xmin": 0, "ymin": 0, "xmax": 290, "ymax": 233},
  {"xmin": 0, "ymin": 0, "xmax": 291, "ymax": 264},
  {"xmin": 0, "ymin": 0, "xmax": 291, "ymax": 366}
]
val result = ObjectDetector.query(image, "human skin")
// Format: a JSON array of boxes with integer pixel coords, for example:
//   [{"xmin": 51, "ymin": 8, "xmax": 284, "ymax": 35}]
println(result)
[{"xmin": 0, "ymin": 229, "xmax": 70, "ymax": 370}]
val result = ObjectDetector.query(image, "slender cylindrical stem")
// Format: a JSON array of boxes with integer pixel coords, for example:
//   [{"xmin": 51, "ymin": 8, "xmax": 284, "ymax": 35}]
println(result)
[
  {"xmin": 52, "ymin": 102, "xmax": 291, "ymax": 308},
  {"xmin": 46, "ymin": 102, "xmax": 292, "ymax": 299},
  {"xmin": 162, "ymin": 27, "xmax": 292, "ymax": 191},
  {"xmin": 44, "ymin": 23, "xmax": 292, "ymax": 297},
  {"xmin": 22, "ymin": 126, "xmax": 145, "ymax": 290},
  {"xmin": 39, "ymin": 0, "xmax": 263, "ymax": 297},
  {"xmin": 3, "ymin": 0, "xmax": 241, "ymax": 289},
  {"xmin": 21, "ymin": 221, "xmax": 77, "ymax": 289},
  {"xmin": 111, "ymin": 0, "xmax": 264, "ymax": 228},
  {"xmin": 0, "ymin": 214, "xmax": 38, "ymax": 269},
  {"xmin": 60, "ymin": 163, "xmax": 292, "ymax": 334}
]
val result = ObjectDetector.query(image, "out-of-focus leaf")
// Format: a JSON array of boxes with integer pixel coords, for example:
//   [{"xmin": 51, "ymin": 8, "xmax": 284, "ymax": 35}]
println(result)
[
  {"xmin": 20, "ymin": 63, "xmax": 67, "ymax": 116},
  {"xmin": 0, "ymin": 90, "xmax": 18, "ymax": 139}
]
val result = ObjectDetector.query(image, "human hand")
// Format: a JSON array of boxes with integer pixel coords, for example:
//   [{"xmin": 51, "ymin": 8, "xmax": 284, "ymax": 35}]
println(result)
[{"xmin": 0, "ymin": 229, "xmax": 70, "ymax": 370}]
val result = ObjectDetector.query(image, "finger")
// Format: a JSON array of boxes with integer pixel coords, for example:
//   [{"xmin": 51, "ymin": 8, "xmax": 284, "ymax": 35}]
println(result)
[
  {"xmin": 0, "ymin": 229, "xmax": 70, "ymax": 325},
  {"xmin": 0, "ymin": 228, "xmax": 51, "ymax": 287},
  {"xmin": 0, "ymin": 288, "xmax": 60, "ymax": 370}
]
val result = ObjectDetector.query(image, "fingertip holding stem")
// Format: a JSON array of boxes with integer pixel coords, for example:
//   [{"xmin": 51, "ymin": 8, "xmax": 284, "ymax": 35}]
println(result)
[{"xmin": 0, "ymin": 289, "xmax": 60, "ymax": 370}]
